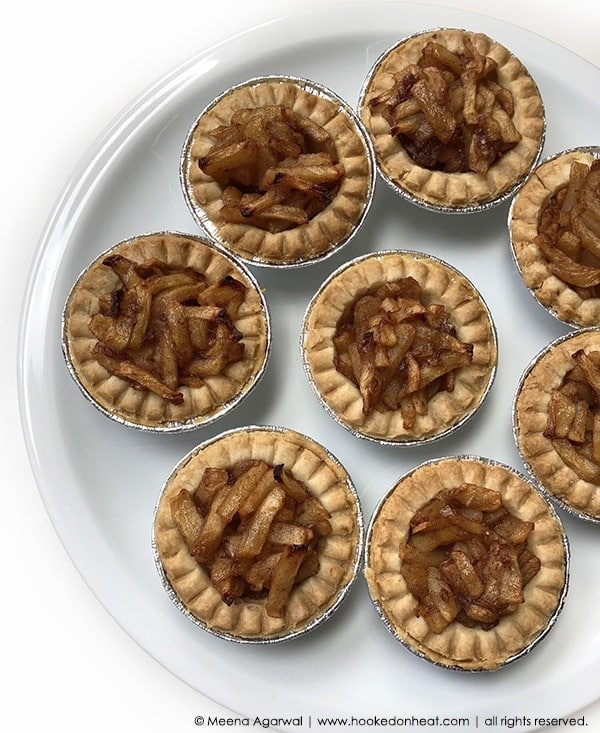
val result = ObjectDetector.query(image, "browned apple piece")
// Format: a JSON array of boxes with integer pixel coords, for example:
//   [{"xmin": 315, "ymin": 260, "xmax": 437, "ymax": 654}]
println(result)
[
  {"xmin": 170, "ymin": 460, "xmax": 332, "ymax": 618},
  {"xmin": 400, "ymin": 484, "xmax": 540, "ymax": 633}
]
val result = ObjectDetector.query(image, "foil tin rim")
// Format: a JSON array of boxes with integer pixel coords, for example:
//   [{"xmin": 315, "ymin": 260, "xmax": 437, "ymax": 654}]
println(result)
[
  {"xmin": 508, "ymin": 145, "xmax": 600, "ymax": 329},
  {"xmin": 357, "ymin": 27, "xmax": 547, "ymax": 215},
  {"xmin": 364, "ymin": 454, "xmax": 571, "ymax": 672},
  {"xmin": 300, "ymin": 248, "xmax": 499, "ymax": 446},
  {"xmin": 151, "ymin": 424, "xmax": 366, "ymax": 644},
  {"xmin": 512, "ymin": 326, "xmax": 600, "ymax": 524},
  {"xmin": 179, "ymin": 74, "xmax": 377, "ymax": 269},
  {"xmin": 61, "ymin": 230, "xmax": 272, "ymax": 434}
]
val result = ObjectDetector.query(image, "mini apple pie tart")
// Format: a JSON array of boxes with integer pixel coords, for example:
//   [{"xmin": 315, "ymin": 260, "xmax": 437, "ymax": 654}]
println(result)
[
  {"xmin": 181, "ymin": 75, "xmax": 375, "ymax": 267},
  {"xmin": 358, "ymin": 28, "xmax": 545, "ymax": 212},
  {"xmin": 365, "ymin": 456, "xmax": 569, "ymax": 671},
  {"xmin": 152, "ymin": 426, "xmax": 364, "ymax": 642},
  {"xmin": 514, "ymin": 327, "xmax": 600, "ymax": 522},
  {"xmin": 509, "ymin": 146, "xmax": 600, "ymax": 328},
  {"xmin": 302, "ymin": 250, "xmax": 497, "ymax": 444},
  {"xmin": 62, "ymin": 231, "xmax": 270, "ymax": 432}
]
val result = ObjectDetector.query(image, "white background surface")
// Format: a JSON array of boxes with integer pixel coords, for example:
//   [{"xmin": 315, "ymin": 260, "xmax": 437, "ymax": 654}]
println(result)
[{"xmin": 5, "ymin": 1, "xmax": 599, "ymax": 731}]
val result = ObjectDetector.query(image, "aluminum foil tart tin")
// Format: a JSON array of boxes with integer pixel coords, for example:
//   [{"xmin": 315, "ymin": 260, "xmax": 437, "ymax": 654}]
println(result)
[
  {"xmin": 300, "ymin": 249, "xmax": 498, "ymax": 446},
  {"xmin": 364, "ymin": 455, "xmax": 570, "ymax": 672},
  {"xmin": 180, "ymin": 74, "xmax": 376, "ymax": 268},
  {"xmin": 357, "ymin": 28, "xmax": 546, "ymax": 214},
  {"xmin": 508, "ymin": 145, "xmax": 600, "ymax": 329},
  {"xmin": 152, "ymin": 425, "xmax": 365, "ymax": 644},
  {"xmin": 61, "ymin": 230, "xmax": 271, "ymax": 434},
  {"xmin": 513, "ymin": 327, "xmax": 600, "ymax": 523}
]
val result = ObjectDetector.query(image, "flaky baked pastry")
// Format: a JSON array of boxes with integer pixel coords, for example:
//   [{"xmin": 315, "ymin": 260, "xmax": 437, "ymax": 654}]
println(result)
[
  {"xmin": 181, "ymin": 76, "xmax": 375, "ymax": 266},
  {"xmin": 302, "ymin": 250, "xmax": 497, "ymax": 444},
  {"xmin": 514, "ymin": 328, "xmax": 600, "ymax": 522},
  {"xmin": 62, "ymin": 232, "xmax": 270, "ymax": 431},
  {"xmin": 153, "ymin": 426, "xmax": 363, "ymax": 641},
  {"xmin": 509, "ymin": 146, "xmax": 600, "ymax": 327},
  {"xmin": 365, "ymin": 456, "xmax": 569, "ymax": 671},
  {"xmin": 359, "ymin": 28, "xmax": 545, "ymax": 212}
]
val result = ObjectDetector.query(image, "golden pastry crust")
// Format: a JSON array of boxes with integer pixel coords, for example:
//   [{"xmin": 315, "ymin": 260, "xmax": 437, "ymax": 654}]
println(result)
[
  {"xmin": 302, "ymin": 251, "xmax": 497, "ymax": 444},
  {"xmin": 365, "ymin": 456, "xmax": 569, "ymax": 671},
  {"xmin": 62, "ymin": 232, "xmax": 270, "ymax": 431},
  {"xmin": 181, "ymin": 76, "xmax": 374, "ymax": 266},
  {"xmin": 514, "ymin": 328, "xmax": 600, "ymax": 522},
  {"xmin": 509, "ymin": 147, "xmax": 600, "ymax": 327},
  {"xmin": 359, "ymin": 28, "xmax": 545, "ymax": 211},
  {"xmin": 153, "ymin": 426, "xmax": 363, "ymax": 641}
]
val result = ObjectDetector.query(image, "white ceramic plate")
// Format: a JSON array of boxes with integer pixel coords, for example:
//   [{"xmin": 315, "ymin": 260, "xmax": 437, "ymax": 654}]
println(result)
[{"xmin": 17, "ymin": 3, "xmax": 600, "ymax": 730}]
